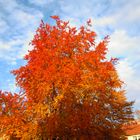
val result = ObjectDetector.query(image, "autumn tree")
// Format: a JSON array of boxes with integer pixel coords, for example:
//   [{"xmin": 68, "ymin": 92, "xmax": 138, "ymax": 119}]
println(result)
[{"xmin": 0, "ymin": 16, "xmax": 133, "ymax": 140}]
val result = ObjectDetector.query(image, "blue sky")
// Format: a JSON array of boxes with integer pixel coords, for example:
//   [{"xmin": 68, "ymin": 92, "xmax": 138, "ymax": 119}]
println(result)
[{"xmin": 0, "ymin": 0, "xmax": 140, "ymax": 109}]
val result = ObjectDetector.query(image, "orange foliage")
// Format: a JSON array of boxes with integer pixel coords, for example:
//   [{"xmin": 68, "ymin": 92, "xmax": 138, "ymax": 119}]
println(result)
[{"xmin": 0, "ymin": 16, "xmax": 133, "ymax": 140}]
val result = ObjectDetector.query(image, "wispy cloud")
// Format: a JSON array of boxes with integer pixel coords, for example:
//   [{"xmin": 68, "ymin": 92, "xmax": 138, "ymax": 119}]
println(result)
[
  {"xmin": 0, "ymin": 0, "xmax": 43, "ymax": 63},
  {"xmin": 29, "ymin": 0, "xmax": 54, "ymax": 6},
  {"xmin": 0, "ymin": 32, "xmax": 34, "ymax": 64},
  {"xmin": 109, "ymin": 30, "xmax": 140, "ymax": 57},
  {"xmin": 116, "ymin": 59, "xmax": 140, "ymax": 108}
]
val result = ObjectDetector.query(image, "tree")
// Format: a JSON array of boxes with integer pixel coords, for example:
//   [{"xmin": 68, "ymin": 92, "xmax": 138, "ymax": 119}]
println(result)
[
  {"xmin": 134, "ymin": 110, "xmax": 140, "ymax": 120},
  {"xmin": 0, "ymin": 16, "xmax": 133, "ymax": 140}
]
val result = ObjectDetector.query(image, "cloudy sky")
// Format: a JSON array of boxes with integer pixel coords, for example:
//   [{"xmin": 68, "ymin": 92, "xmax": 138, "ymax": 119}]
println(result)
[{"xmin": 0, "ymin": 0, "xmax": 140, "ymax": 109}]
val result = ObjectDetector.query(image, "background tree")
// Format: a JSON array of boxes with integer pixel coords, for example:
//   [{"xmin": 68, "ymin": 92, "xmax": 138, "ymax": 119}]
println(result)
[
  {"xmin": 0, "ymin": 16, "xmax": 133, "ymax": 140},
  {"xmin": 134, "ymin": 110, "xmax": 140, "ymax": 120}
]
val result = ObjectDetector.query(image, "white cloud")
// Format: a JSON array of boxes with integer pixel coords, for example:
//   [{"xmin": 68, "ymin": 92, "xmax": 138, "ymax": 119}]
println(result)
[
  {"xmin": 18, "ymin": 32, "xmax": 34, "ymax": 59},
  {"xmin": 0, "ymin": 0, "xmax": 43, "ymax": 63},
  {"xmin": 0, "ymin": 0, "xmax": 18, "ymax": 11},
  {"xmin": 94, "ymin": 16, "xmax": 117, "ymax": 27},
  {"xmin": 116, "ymin": 59, "xmax": 134, "ymax": 82},
  {"xmin": 108, "ymin": 30, "xmax": 140, "ymax": 57},
  {"xmin": 116, "ymin": 59, "xmax": 140, "ymax": 108},
  {"xmin": 0, "ymin": 19, "xmax": 9, "ymax": 34},
  {"xmin": 13, "ymin": 10, "xmax": 43, "ymax": 28},
  {"xmin": 29, "ymin": 0, "xmax": 54, "ymax": 6},
  {"xmin": 58, "ymin": 0, "xmax": 139, "ymax": 28},
  {"xmin": 0, "ymin": 41, "xmax": 18, "ymax": 64},
  {"xmin": 119, "ymin": 0, "xmax": 140, "ymax": 22},
  {"xmin": 0, "ymin": 41, "xmax": 11, "ymax": 50},
  {"xmin": 0, "ymin": 31, "xmax": 34, "ymax": 64},
  {"xmin": 109, "ymin": 29, "xmax": 140, "ymax": 109},
  {"xmin": 93, "ymin": 0, "xmax": 140, "ymax": 28},
  {"xmin": 60, "ymin": 1, "xmax": 91, "ymax": 18}
]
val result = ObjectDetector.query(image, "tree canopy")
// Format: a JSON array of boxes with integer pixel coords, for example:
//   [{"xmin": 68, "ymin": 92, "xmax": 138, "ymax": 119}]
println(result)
[{"xmin": 0, "ymin": 16, "xmax": 133, "ymax": 140}]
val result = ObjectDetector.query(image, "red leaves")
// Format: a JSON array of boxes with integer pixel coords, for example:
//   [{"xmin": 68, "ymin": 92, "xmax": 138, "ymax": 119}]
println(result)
[
  {"xmin": 0, "ymin": 91, "xmax": 23, "ymax": 115},
  {"xmin": 1, "ymin": 16, "xmax": 134, "ymax": 139},
  {"xmin": 50, "ymin": 15, "xmax": 60, "ymax": 20}
]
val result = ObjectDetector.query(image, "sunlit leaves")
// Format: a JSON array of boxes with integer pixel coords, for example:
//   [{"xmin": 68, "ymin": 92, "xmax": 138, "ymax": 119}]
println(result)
[{"xmin": 0, "ymin": 16, "xmax": 134, "ymax": 139}]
